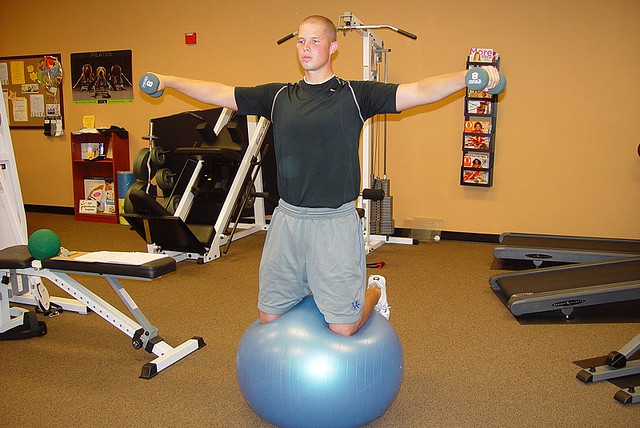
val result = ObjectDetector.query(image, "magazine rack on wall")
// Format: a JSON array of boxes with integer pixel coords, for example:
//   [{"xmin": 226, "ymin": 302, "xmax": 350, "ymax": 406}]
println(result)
[{"xmin": 460, "ymin": 48, "xmax": 501, "ymax": 187}]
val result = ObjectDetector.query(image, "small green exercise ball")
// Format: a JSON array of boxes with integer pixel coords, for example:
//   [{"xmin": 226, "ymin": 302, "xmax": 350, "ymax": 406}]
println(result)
[{"xmin": 27, "ymin": 229, "xmax": 61, "ymax": 260}]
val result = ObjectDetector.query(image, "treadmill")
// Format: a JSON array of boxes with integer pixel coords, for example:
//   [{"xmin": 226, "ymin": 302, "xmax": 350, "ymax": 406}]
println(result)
[
  {"xmin": 493, "ymin": 232, "xmax": 640, "ymax": 266},
  {"xmin": 490, "ymin": 257, "xmax": 640, "ymax": 318},
  {"xmin": 493, "ymin": 150, "xmax": 640, "ymax": 403},
  {"xmin": 490, "ymin": 237, "xmax": 640, "ymax": 405}
]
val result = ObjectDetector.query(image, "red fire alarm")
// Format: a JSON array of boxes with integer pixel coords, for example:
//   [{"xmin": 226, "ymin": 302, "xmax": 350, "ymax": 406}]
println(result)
[{"xmin": 185, "ymin": 32, "xmax": 197, "ymax": 45}]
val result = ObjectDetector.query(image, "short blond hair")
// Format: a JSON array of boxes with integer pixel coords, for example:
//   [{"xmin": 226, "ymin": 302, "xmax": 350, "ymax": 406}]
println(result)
[{"xmin": 300, "ymin": 15, "xmax": 337, "ymax": 42}]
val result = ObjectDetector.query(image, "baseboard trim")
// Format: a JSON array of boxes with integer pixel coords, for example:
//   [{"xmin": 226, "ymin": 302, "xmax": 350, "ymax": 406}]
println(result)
[
  {"xmin": 393, "ymin": 227, "xmax": 499, "ymax": 243},
  {"xmin": 22, "ymin": 206, "xmax": 499, "ymax": 243},
  {"xmin": 440, "ymin": 230, "xmax": 499, "ymax": 243},
  {"xmin": 25, "ymin": 204, "xmax": 74, "ymax": 215}
]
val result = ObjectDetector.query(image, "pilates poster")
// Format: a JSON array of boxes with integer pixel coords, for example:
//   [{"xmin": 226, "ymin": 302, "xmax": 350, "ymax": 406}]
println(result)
[{"xmin": 70, "ymin": 49, "xmax": 133, "ymax": 104}]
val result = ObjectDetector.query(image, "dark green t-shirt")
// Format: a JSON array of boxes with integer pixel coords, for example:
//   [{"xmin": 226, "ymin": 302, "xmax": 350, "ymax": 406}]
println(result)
[{"xmin": 235, "ymin": 76, "xmax": 398, "ymax": 208}]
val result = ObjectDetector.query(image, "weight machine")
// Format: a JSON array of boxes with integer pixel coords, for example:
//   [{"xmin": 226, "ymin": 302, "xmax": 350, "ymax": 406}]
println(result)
[
  {"xmin": 124, "ymin": 109, "xmax": 272, "ymax": 264},
  {"xmin": 278, "ymin": 11, "xmax": 418, "ymax": 253}
]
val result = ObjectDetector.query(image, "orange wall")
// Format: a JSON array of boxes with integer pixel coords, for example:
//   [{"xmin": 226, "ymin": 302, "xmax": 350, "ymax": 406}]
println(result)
[{"xmin": 2, "ymin": 0, "xmax": 639, "ymax": 238}]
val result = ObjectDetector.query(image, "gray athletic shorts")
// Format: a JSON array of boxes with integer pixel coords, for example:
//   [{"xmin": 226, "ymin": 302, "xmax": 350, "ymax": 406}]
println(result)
[{"xmin": 258, "ymin": 199, "xmax": 366, "ymax": 324}]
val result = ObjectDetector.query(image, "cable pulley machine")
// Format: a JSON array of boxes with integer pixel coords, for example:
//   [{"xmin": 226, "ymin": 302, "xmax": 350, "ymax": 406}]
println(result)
[{"xmin": 278, "ymin": 11, "xmax": 419, "ymax": 253}]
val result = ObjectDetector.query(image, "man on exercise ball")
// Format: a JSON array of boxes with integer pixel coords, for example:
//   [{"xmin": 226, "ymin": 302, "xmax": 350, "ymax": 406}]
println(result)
[{"xmin": 145, "ymin": 15, "xmax": 499, "ymax": 336}]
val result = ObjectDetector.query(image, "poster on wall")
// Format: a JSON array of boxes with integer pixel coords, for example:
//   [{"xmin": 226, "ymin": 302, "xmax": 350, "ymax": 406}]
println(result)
[{"xmin": 70, "ymin": 49, "xmax": 133, "ymax": 104}]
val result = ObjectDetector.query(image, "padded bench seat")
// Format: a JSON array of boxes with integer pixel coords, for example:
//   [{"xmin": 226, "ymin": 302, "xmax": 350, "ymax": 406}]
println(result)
[
  {"xmin": 43, "ymin": 252, "xmax": 176, "ymax": 279},
  {"xmin": 0, "ymin": 245, "xmax": 33, "ymax": 269},
  {"xmin": 0, "ymin": 245, "xmax": 176, "ymax": 279}
]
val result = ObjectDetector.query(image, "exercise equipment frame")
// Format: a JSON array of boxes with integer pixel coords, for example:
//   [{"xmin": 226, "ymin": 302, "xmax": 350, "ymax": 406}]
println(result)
[
  {"xmin": 576, "ymin": 333, "xmax": 640, "ymax": 405},
  {"xmin": 1, "ymin": 245, "xmax": 204, "ymax": 378},
  {"xmin": 1, "ymin": 81, "xmax": 86, "ymax": 334},
  {"xmin": 127, "ymin": 109, "xmax": 271, "ymax": 264},
  {"xmin": 338, "ymin": 11, "xmax": 418, "ymax": 253}
]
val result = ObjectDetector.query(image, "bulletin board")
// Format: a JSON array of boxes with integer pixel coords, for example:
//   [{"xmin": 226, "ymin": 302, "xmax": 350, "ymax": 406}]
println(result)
[{"xmin": 0, "ymin": 54, "xmax": 65, "ymax": 129}]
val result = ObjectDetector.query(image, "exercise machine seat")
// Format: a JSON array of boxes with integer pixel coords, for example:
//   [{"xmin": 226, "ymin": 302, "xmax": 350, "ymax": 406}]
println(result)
[{"xmin": 0, "ymin": 245, "xmax": 33, "ymax": 269}]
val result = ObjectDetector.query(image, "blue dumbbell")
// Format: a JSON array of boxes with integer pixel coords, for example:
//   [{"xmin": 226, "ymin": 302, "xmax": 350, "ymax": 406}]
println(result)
[
  {"xmin": 465, "ymin": 67, "xmax": 506, "ymax": 95},
  {"xmin": 139, "ymin": 73, "xmax": 164, "ymax": 98}
]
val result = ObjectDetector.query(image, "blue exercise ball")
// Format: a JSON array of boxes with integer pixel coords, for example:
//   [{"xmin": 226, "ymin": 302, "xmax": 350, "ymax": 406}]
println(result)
[
  {"xmin": 236, "ymin": 296, "xmax": 404, "ymax": 428},
  {"xmin": 27, "ymin": 229, "xmax": 61, "ymax": 260}
]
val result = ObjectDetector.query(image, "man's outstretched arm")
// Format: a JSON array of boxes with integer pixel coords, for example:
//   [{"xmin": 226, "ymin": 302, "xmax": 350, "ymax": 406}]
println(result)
[
  {"xmin": 396, "ymin": 66, "xmax": 499, "ymax": 112},
  {"xmin": 146, "ymin": 73, "xmax": 238, "ymax": 110}
]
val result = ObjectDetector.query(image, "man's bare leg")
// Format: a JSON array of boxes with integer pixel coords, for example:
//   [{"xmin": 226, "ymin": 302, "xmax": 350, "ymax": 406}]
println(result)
[
  {"xmin": 259, "ymin": 311, "xmax": 281, "ymax": 323},
  {"xmin": 328, "ymin": 285, "xmax": 381, "ymax": 337},
  {"xmin": 259, "ymin": 277, "xmax": 387, "ymax": 337}
]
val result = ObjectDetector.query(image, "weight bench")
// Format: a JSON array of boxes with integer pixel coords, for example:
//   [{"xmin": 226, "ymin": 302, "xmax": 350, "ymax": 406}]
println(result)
[{"xmin": 0, "ymin": 245, "xmax": 205, "ymax": 378}]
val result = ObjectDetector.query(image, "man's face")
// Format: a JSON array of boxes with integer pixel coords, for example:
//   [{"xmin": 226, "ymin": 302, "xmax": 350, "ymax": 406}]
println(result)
[{"xmin": 296, "ymin": 21, "xmax": 337, "ymax": 73}]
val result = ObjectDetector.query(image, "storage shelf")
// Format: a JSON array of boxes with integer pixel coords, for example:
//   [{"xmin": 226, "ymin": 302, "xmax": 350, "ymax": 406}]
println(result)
[{"xmin": 71, "ymin": 131, "xmax": 129, "ymax": 223}]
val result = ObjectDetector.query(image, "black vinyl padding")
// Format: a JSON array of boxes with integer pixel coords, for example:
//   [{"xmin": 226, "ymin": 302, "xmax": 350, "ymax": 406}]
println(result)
[
  {"xmin": 42, "ymin": 255, "xmax": 176, "ymax": 279},
  {"xmin": 0, "ymin": 245, "xmax": 34, "ymax": 269},
  {"xmin": 0, "ymin": 244, "xmax": 175, "ymax": 279}
]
